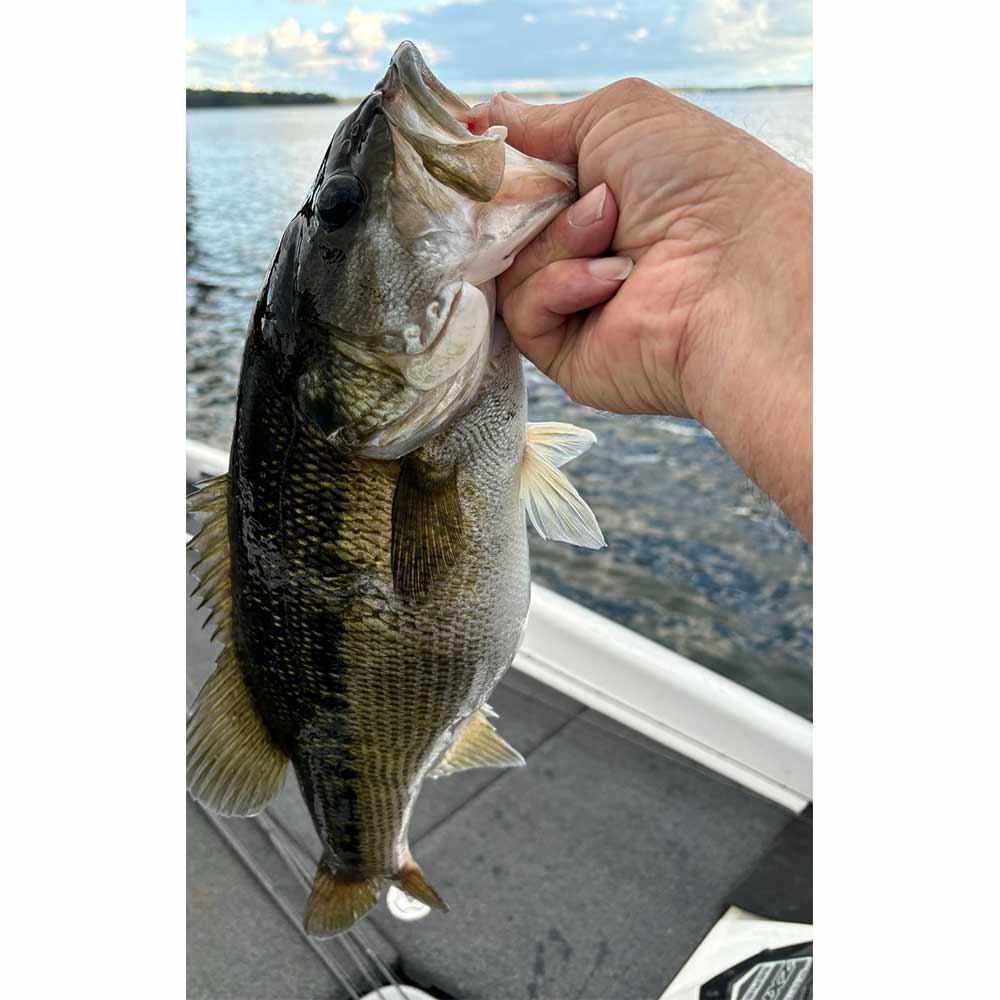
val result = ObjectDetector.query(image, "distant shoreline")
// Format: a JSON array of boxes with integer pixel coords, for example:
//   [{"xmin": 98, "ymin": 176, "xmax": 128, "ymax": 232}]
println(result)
[
  {"xmin": 186, "ymin": 89, "xmax": 342, "ymax": 109},
  {"xmin": 186, "ymin": 83, "xmax": 812, "ymax": 110}
]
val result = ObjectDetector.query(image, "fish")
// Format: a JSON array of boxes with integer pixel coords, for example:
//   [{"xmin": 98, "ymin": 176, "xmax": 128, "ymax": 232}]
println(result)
[{"xmin": 186, "ymin": 41, "xmax": 605, "ymax": 938}]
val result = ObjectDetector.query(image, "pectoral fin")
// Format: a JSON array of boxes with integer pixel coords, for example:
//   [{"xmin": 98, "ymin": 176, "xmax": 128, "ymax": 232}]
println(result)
[
  {"xmin": 519, "ymin": 432, "xmax": 606, "ymax": 549},
  {"xmin": 429, "ymin": 709, "xmax": 525, "ymax": 778},
  {"xmin": 391, "ymin": 454, "xmax": 465, "ymax": 599},
  {"xmin": 526, "ymin": 421, "xmax": 597, "ymax": 467}
]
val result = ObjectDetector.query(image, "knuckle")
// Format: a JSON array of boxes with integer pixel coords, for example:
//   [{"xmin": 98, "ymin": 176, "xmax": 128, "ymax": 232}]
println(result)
[
  {"xmin": 611, "ymin": 77, "xmax": 655, "ymax": 103},
  {"xmin": 494, "ymin": 93, "xmax": 531, "ymax": 134}
]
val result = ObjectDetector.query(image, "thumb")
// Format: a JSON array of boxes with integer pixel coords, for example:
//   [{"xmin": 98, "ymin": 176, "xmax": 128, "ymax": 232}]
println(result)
[{"xmin": 464, "ymin": 92, "xmax": 586, "ymax": 163}]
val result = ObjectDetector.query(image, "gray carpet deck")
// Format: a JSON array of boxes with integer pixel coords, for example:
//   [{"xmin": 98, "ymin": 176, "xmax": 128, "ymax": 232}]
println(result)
[{"xmin": 186, "ymin": 552, "xmax": 794, "ymax": 999}]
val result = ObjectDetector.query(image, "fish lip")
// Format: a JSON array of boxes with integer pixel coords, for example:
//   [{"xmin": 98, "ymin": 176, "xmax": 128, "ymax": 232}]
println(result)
[{"xmin": 378, "ymin": 40, "xmax": 469, "ymax": 136}]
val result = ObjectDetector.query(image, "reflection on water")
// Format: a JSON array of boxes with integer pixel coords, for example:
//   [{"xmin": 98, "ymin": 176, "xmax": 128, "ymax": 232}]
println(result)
[{"xmin": 186, "ymin": 89, "xmax": 812, "ymax": 718}]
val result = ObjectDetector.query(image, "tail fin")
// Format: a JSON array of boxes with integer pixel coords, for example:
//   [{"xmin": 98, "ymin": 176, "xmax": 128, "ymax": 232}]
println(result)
[
  {"xmin": 392, "ymin": 857, "xmax": 449, "ymax": 912},
  {"xmin": 303, "ymin": 864, "xmax": 381, "ymax": 938}
]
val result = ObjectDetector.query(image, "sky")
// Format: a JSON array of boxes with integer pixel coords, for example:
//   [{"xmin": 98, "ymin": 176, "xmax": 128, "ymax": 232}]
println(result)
[{"xmin": 186, "ymin": 0, "xmax": 812, "ymax": 95}]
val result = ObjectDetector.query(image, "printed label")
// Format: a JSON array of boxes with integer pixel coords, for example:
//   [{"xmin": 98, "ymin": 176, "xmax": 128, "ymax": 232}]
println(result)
[
  {"xmin": 731, "ymin": 956, "xmax": 812, "ymax": 999},
  {"xmin": 700, "ymin": 942, "xmax": 812, "ymax": 1000}
]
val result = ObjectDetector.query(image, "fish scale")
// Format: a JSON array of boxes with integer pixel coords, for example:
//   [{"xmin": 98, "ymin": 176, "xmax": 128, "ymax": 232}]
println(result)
[
  {"xmin": 232, "ymin": 342, "xmax": 529, "ymax": 867},
  {"xmin": 187, "ymin": 41, "xmax": 605, "ymax": 938}
]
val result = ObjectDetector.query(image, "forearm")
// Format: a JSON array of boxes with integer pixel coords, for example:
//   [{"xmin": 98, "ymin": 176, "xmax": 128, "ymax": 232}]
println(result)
[{"xmin": 682, "ymin": 170, "xmax": 813, "ymax": 538}]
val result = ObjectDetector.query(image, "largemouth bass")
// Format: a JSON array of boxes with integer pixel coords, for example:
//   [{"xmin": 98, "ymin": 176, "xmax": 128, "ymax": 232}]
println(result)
[{"xmin": 187, "ymin": 42, "xmax": 605, "ymax": 937}]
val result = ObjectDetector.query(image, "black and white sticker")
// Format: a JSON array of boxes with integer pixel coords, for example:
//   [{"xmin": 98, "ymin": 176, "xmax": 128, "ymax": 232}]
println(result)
[
  {"xmin": 660, "ymin": 907, "xmax": 813, "ymax": 1000},
  {"xmin": 700, "ymin": 942, "xmax": 812, "ymax": 999}
]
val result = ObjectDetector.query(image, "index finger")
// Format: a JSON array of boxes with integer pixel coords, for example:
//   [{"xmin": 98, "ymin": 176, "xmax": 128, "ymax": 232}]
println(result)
[{"xmin": 463, "ymin": 92, "xmax": 590, "ymax": 163}]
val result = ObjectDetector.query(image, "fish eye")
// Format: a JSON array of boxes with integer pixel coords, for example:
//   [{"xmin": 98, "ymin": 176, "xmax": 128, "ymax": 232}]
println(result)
[{"xmin": 314, "ymin": 173, "xmax": 366, "ymax": 229}]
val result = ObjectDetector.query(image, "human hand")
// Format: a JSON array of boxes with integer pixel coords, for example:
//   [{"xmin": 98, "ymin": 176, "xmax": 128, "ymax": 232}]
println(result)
[{"xmin": 465, "ymin": 80, "xmax": 812, "ymax": 536}]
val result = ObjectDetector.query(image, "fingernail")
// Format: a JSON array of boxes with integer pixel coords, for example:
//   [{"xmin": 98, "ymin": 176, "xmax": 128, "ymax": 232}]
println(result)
[
  {"xmin": 568, "ymin": 183, "xmax": 608, "ymax": 228},
  {"xmin": 588, "ymin": 256, "xmax": 633, "ymax": 281}
]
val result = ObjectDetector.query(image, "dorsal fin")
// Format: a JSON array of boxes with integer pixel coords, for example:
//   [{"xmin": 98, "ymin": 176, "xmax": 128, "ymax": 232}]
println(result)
[
  {"xmin": 519, "ymin": 425, "xmax": 605, "ymax": 549},
  {"xmin": 188, "ymin": 475, "xmax": 232, "ymax": 638},
  {"xmin": 186, "ymin": 474, "xmax": 288, "ymax": 816},
  {"xmin": 428, "ymin": 709, "xmax": 525, "ymax": 778}
]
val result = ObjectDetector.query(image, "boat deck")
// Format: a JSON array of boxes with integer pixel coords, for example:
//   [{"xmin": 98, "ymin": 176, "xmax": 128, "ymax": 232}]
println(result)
[{"xmin": 187, "ymin": 565, "xmax": 810, "ymax": 999}]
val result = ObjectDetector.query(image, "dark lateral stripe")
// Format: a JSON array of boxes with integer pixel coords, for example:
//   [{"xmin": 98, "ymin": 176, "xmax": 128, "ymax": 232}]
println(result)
[{"xmin": 231, "ymin": 344, "xmax": 364, "ymax": 865}]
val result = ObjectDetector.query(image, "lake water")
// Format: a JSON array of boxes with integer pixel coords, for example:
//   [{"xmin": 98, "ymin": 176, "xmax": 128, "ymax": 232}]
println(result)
[{"xmin": 186, "ymin": 88, "xmax": 813, "ymax": 718}]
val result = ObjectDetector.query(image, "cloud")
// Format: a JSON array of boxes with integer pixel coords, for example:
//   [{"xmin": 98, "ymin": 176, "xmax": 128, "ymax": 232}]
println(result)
[
  {"xmin": 572, "ymin": 3, "xmax": 627, "ymax": 21},
  {"xmin": 186, "ymin": 17, "xmax": 337, "ymax": 90},
  {"xmin": 185, "ymin": 8, "xmax": 419, "ymax": 91},
  {"xmin": 411, "ymin": 39, "xmax": 446, "ymax": 65},
  {"xmin": 336, "ymin": 8, "xmax": 411, "ymax": 71},
  {"xmin": 682, "ymin": 0, "xmax": 811, "ymax": 55},
  {"xmin": 760, "ymin": 0, "xmax": 812, "ymax": 38},
  {"xmin": 186, "ymin": 0, "xmax": 812, "ymax": 95}
]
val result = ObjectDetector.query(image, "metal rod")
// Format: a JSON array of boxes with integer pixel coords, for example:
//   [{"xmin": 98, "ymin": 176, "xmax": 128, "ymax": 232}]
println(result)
[
  {"xmin": 261, "ymin": 812, "xmax": 411, "ymax": 1000},
  {"xmin": 198, "ymin": 805, "xmax": 362, "ymax": 999}
]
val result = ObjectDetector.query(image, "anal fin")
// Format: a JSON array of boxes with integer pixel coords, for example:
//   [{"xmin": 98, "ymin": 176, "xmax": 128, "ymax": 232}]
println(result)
[
  {"xmin": 304, "ymin": 864, "xmax": 382, "ymax": 938},
  {"xmin": 429, "ymin": 709, "xmax": 525, "ymax": 778}
]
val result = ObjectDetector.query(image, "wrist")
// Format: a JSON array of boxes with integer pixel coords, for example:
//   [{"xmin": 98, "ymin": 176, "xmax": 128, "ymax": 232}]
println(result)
[{"xmin": 680, "ymin": 168, "xmax": 813, "ymax": 536}]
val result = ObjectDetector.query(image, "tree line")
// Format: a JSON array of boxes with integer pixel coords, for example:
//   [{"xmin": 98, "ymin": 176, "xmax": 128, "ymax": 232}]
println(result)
[{"xmin": 186, "ymin": 89, "xmax": 340, "ymax": 108}]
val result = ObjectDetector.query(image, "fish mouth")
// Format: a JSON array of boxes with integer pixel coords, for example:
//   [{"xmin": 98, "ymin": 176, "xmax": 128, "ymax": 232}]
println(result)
[
  {"xmin": 368, "ymin": 39, "xmax": 576, "ymax": 349},
  {"xmin": 377, "ymin": 42, "xmax": 472, "ymax": 142},
  {"xmin": 379, "ymin": 41, "xmax": 576, "ymax": 266},
  {"xmin": 330, "ymin": 42, "xmax": 575, "ymax": 458},
  {"xmin": 377, "ymin": 42, "xmax": 510, "ymax": 204}
]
